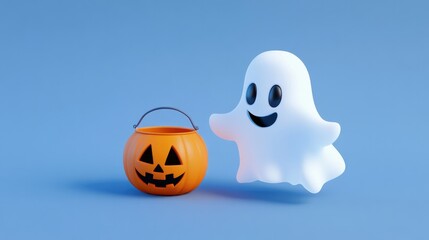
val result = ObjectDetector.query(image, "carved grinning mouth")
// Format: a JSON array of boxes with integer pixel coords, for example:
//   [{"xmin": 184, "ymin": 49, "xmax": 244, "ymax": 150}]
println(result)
[
  {"xmin": 135, "ymin": 169, "xmax": 184, "ymax": 188},
  {"xmin": 248, "ymin": 111, "xmax": 278, "ymax": 128}
]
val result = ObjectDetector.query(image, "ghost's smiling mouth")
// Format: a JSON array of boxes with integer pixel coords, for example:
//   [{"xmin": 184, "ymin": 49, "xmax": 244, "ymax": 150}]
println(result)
[
  {"xmin": 248, "ymin": 111, "xmax": 278, "ymax": 128},
  {"xmin": 135, "ymin": 169, "xmax": 184, "ymax": 188}
]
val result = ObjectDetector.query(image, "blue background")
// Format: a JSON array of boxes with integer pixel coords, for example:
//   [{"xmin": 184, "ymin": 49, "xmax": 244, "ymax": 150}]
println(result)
[{"xmin": 1, "ymin": 1, "xmax": 428, "ymax": 239}]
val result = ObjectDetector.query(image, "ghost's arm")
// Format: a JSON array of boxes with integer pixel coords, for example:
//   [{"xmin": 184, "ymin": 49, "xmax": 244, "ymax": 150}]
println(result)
[
  {"xmin": 313, "ymin": 120, "xmax": 341, "ymax": 145},
  {"xmin": 209, "ymin": 113, "xmax": 238, "ymax": 141},
  {"xmin": 296, "ymin": 112, "xmax": 341, "ymax": 146}
]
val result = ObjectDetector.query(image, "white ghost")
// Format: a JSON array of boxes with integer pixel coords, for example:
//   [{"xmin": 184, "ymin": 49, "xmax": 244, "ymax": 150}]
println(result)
[{"xmin": 209, "ymin": 50, "xmax": 345, "ymax": 193}]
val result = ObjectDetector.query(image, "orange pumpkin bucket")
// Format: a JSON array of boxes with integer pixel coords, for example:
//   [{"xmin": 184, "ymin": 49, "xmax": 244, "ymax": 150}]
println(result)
[{"xmin": 123, "ymin": 107, "xmax": 208, "ymax": 196}]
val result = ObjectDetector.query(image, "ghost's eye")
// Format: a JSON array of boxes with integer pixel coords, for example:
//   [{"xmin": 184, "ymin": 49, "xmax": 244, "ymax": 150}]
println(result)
[
  {"xmin": 246, "ymin": 83, "xmax": 257, "ymax": 105},
  {"xmin": 269, "ymin": 85, "xmax": 282, "ymax": 108}
]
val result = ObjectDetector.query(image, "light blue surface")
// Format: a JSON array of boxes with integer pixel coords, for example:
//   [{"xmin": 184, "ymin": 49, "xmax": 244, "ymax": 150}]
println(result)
[{"xmin": 1, "ymin": 1, "xmax": 428, "ymax": 239}]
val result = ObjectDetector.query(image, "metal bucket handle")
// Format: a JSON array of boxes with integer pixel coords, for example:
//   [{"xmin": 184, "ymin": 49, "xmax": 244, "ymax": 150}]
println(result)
[{"xmin": 133, "ymin": 107, "xmax": 199, "ymax": 130}]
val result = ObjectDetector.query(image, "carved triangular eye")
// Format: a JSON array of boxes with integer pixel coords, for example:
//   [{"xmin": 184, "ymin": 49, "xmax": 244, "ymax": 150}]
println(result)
[
  {"xmin": 165, "ymin": 146, "xmax": 182, "ymax": 165},
  {"xmin": 140, "ymin": 145, "xmax": 153, "ymax": 164}
]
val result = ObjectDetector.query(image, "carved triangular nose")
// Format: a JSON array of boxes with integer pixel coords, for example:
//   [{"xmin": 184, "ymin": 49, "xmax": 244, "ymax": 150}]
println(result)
[{"xmin": 154, "ymin": 164, "xmax": 164, "ymax": 173}]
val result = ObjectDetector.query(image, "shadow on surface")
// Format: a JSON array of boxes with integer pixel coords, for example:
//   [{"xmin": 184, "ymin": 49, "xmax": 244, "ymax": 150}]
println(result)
[
  {"xmin": 68, "ymin": 178, "xmax": 155, "ymax": 198},
  {"xmin": 197, "ymin": 180, "xmax": 314, "ymax": 205},
  {"xmin": 68, "ymin": 178, "xmax": 314, "ymax": 203}
]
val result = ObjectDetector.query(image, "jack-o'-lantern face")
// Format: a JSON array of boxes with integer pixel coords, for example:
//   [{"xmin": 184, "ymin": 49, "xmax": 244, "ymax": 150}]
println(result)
[
  {"xmin": 135, "ymin": 145, "xmax": 185, "ymax": 188},
  {"xmin": 123, "ymin": 126, "xmax": 208, "ymax": 196}
]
